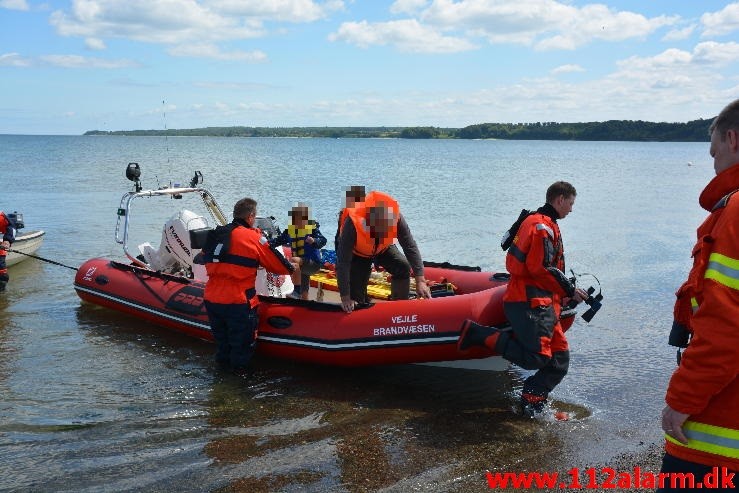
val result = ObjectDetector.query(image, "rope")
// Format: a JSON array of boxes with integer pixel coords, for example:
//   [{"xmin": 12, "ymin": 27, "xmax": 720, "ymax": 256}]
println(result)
[{"xmin": 4, "ymin": 248, "xmax": 79, "ymax": 271}]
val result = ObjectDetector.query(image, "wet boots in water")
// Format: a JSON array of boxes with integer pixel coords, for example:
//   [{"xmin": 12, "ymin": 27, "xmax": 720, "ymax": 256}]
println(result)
[{"xmin": 520, "ymin": 392, "xmax": 548, "ymax": 418}]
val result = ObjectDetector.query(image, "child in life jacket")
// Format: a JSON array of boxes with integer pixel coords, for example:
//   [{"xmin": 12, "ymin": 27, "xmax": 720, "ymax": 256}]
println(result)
[{"xmin": 270, "ymin": 203, "xmax": 327, "ymax": 299}]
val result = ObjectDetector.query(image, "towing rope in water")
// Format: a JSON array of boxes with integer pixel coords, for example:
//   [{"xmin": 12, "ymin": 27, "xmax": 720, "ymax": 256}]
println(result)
[{"xmin": 5, "ymin": 248, "xmax": 79, "ymax": 271}]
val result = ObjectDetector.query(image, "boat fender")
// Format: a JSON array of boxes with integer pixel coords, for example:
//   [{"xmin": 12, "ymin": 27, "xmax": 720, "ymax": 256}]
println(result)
[{"xmin": 500, "ymin": 209, "xmax": 534, "ymax": 251}]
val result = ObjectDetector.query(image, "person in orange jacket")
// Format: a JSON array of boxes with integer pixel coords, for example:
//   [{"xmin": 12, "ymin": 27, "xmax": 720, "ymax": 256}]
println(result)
[
  {"xmin": 0, "ymin": 211, "xmax": 16, "ymax": 292},
  {"xmin": 334, "ymin": 185, "xmax": 365, "ymax": 252},
  {"xmin": 659, "ymin": 99, "xmax": 739, "ymax": 489},
  {"xmin": 336, "ymin": 191, "xmax": 431, "ymax": 312},
  {"xmin": 458, "ymin": 181, "xmax": 588, "ymax": 416},
  {"xmin": 202, "ymin": 197, "xmax": 294, "ymax": 374}
]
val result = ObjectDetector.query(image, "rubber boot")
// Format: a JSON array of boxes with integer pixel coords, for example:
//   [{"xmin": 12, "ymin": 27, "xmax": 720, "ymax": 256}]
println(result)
[
  {"xmin": 457, "ymin": 319, "xmax": 509, "ymax": 351},
  {"xmin": 390, "ymin": 277, "xmax": 410, "ymax": 300},
  {"xmin": 520, "ymin": 392, "xmax": 548, "ymax": 418}
]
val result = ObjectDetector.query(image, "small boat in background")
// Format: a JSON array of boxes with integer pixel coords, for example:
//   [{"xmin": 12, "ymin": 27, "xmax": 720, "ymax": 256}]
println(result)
[{"xmin": 6, "ymin": 212, "xmax": 45, "ymax": 267}]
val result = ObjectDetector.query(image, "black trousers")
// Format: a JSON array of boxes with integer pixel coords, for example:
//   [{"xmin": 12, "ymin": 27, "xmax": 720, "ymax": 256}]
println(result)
[
  {"xmin": 0, "ymin": 251, "xmax": 7, "ymax": 291},
  {"xmin": 499, "ymin": 301, "xmax": 570, "ymax": 398},
  {"xmin": 349, "ymin": 245, "xmax": 411, "ymax": 302},
  {"xmin": 203, "ymin": 301, "xmax": 258, "ymax": 371},
  {"xmin": 656, "ymin": 453, "xmax": 737, "ymax": 492}
]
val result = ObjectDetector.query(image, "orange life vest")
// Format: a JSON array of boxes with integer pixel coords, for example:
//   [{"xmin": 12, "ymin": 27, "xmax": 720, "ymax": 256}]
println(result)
[
  {"xmin": 503, "ymin": 209, "xmax": 569, "ymax": 307},
  {"xmin": 348, "ymin": 191, "xmax": 400, "ymax": 258}
]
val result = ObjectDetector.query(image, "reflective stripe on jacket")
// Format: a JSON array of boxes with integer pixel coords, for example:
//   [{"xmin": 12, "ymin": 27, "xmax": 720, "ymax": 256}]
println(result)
[
  {"xmin": 204, "ymin": 223, "xmax": 293, "ymax": 305},
  {"xmin": 666, "ymin": 421, "xmax": 739, "ymax": 461},
  {"xmin": 665, "ymin": 163, "xmax": 739, "ymax": 471},
  {"xmin": 348, "ymin": 191, "xmax": 400, "ymax": 258}
]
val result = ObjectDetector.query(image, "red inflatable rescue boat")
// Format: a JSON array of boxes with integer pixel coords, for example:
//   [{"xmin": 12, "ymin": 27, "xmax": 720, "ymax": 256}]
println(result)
[{"xmin": 73, "ymin": 165, "xmax": 575, "ymax": 369}]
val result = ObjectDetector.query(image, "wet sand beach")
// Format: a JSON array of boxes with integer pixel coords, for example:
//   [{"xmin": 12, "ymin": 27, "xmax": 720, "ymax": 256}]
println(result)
[{"xmin": 197, "ymin": 351, "xmax": 666, "ymax": 493}]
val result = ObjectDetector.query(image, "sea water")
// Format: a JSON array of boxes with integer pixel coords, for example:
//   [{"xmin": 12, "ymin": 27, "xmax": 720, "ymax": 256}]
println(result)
[{"xmin": 0, "ymin": 135, "xmax": 711, "ymax": 491}]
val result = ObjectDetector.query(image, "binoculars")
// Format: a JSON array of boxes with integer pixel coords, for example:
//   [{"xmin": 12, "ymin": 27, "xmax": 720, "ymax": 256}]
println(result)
[{"xmin": 581, "ymin": 286, "xmax": 603, "ymax": 323}]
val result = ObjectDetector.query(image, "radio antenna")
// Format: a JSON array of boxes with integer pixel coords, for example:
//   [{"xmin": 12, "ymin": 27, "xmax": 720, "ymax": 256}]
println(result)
[{"xmin": 162, "ymin": 99, "xmax": 170, "ymax": 167}]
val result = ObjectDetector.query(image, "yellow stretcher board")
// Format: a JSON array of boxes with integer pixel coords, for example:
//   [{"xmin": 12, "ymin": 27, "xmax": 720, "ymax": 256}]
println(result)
[{"xmin": 310, "ymin": 270, "xmax": 395, "ymax": 300}]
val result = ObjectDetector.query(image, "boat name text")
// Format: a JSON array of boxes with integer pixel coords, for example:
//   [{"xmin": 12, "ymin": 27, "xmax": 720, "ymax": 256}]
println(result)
[{"xmin": 374, "ymin": 314, "xmax": 435, "ymax": 336}]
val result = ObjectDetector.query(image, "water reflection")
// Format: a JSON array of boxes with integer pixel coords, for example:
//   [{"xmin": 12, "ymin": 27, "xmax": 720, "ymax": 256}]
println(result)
[{"xmin": 203, "ymin": 360, "xmax": 577, "ymax": 492}]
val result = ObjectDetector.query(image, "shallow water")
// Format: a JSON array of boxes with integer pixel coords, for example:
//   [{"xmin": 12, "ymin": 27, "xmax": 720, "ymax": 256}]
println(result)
[{"xmin": 0, "ymin": 135, "xmax": 711, "ymax": 491}]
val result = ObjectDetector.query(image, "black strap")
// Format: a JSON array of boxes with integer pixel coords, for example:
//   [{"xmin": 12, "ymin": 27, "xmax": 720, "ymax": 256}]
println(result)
[
  {"xmin": 508, "ymin": 243, "xmax": 527, "ymax": 263},
  {"xmin": 213, "ymin": 253, "xmax": 259, "ymax": 268}
]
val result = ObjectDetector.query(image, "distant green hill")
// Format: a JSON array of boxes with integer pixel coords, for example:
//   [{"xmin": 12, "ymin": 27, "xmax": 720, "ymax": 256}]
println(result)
[
  {"xmin": 85, "ymin": 118, "xmax": 713, "ymax": 142},
  {"xmin": 455, "ymin": 119, "xmax": 712, "ymax": 141}
]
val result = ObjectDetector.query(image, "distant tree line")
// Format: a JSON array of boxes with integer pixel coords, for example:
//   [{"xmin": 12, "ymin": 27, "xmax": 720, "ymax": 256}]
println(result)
[
  {"xmin": 454, "ymin": 119, "xmax": 712, "ymax": 141},
  {"xmin": 85, "ymin": 126, "xmax": 405, "ymax": 138},
  {"xmin": 85, "ymin": 118, "xmax": 713, "ymax": 142}
]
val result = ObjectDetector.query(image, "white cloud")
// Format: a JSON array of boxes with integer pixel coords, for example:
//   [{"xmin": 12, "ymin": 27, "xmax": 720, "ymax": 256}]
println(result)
[
  {"xmin": 340, "ymin": 0, "xmax": 678, "ymax": 53},
  {"xmin": 534, "ymin": 4, "xmax": 677, "ymax": 50},
  {"xmin": 0, "ymin": 0, "xmax": 29, "ymax": 10},
  {"xmin": 616, "ymin": 42, "xmax": 739, "ymax": 75},
  {"xmin": 50, "ymin": 0, "xmax": 267, "ymax": 45},
  {"xmin": 662, "ymin": 25, "xmax": 696, "ymax": 42},
  {"xmin": 329, "ymin": 19, "xmax": 477, "ymax": 53},
  {"xmin": 551, "ymin": 64, "xmax": 585, "ymax": 75},
  {"xmin": 589, "ymin": 41, "xmax": 739, "ymax": 113},
  {"xmin": 39, "ymin": 54, "xmax": 139, "ymax": 68},
  {"xmin": 390, "ymin": 0, "xmax": 429, "ymax": 15},
  {"xmin": 701, "ymin": 2, "xmax": 739, "ymax": 37},
  {"xmin": 692, "ymin": 41, "xmax": 739, "ymax": 65},
  {"xmin": 85, "ymin": 37, "xmax": 106, "ymax": 50},
  {"xmin": 0, "ymin": 52, "xmax": 32, "ymax": 66},
  {"xmin": 168, "ymin": 43, "xmax": 267, "ymax": 61},
  {"xmin": 203, "ymin": 0, "xmax": 343, "ymax": 22},
  {"xmin": 427, "ymin": 0, "xmax": 676, "ymax": 50},
  {"xmin": 188, "ymin": 40, "xmax": 738, "ymax": 126},
  {"xmin": 50, "ymin": 0, "xmax": 343, "ymax": 48}
]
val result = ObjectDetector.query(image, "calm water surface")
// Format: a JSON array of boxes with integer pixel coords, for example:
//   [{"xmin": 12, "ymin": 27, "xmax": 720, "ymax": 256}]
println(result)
[{"xmin": 0, "ymin": 135, "xmax": 711, "ymax": 492}]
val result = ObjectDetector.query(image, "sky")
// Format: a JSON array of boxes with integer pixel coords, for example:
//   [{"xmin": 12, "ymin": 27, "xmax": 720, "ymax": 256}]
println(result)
[{"xmin": 1, "ymin": 0, "xmax": 739, "ymax": 135}]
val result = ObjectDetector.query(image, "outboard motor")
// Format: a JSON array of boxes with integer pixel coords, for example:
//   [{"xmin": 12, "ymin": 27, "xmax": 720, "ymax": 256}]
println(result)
[
  {"xmin": 139, "ymin": 209, "xmax": 210, "ymax": 280},
  {"xmin": 7, "ymin": 212, "xmax": 24, "ymax": 230}
]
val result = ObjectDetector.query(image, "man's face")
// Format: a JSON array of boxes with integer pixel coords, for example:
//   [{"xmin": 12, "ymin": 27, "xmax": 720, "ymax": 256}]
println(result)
[
  {"xmin": 710, "ymin": 128, "xmax": 738, "ymax": 175},
  {"xmin": 245, "ymin": 211, "xmax": 256, "ymax": 227},
  {"xmin": 553, "ymin": 194, "xmax": 576, "ymax": 219},
  {"xmin": 367, "ymin": 206, "xmax": 394, "ymax": 239}
]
